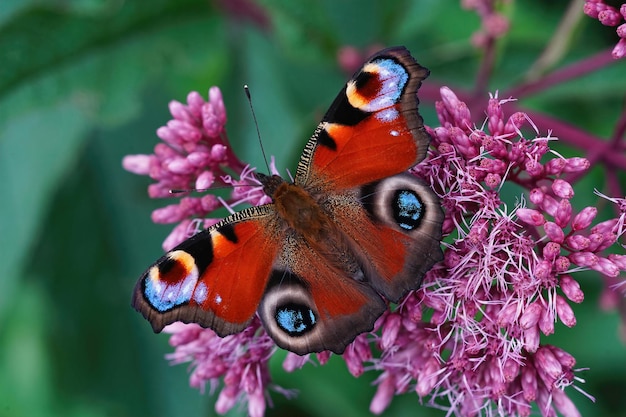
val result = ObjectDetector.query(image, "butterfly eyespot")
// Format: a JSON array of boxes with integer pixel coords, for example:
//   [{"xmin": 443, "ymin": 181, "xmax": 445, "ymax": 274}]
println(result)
[
  {"xmin": 275, "ymin": 303, "xmax": 317, "ymax": 335},
  {"xmin": 393, "ymin": 189, "xmax": 424, "ymax": 231},
  {"xmin": 144, "ymin": 250, "xmax": 199, "ymax": 312}
]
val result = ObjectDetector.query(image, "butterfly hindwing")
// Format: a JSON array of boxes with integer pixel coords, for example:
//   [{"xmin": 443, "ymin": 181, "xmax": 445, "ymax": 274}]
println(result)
[
  {"xmin": 132, "ymin": 206, "xmax": 283, "ymax": 335},
  {"xmin": 327, "ymin": 173, "xmax": 444, "ymax": 302},
  {"xmin": 257, "ymin": 233, "xmax": 386, "ymax": 355}
]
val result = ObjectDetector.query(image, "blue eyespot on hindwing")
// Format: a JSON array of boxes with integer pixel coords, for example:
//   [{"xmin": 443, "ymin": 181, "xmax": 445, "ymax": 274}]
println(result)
[{"xmin": 393, "ymin": 189, "xmax": 424, "ymax": 231}]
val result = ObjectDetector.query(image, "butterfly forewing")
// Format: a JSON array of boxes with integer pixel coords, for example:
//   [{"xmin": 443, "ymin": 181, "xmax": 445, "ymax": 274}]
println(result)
[
  {"xmin": 295, "ymin": 47, "xmax": 431, "ymax": 190},
  {"xmin": 132, "ymin": 205, "xmax": 283, "ymax": 335}
]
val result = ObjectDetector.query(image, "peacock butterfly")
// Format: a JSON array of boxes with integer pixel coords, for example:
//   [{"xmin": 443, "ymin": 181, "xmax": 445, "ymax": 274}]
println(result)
[{"xmin": 132, "ymin": 46, "xmax": 444, "ymax": 355}]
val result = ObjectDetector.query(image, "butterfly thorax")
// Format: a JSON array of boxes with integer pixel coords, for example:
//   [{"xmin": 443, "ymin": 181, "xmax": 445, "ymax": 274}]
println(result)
[{"xmin": 257, "ymin": 173, "xmax": 329, "ymax": 240}]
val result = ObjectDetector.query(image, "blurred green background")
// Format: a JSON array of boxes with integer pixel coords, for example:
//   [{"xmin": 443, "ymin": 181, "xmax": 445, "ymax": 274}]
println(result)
[{"xmin": 1, "ymin": 1, "xmax": 626, "ymax": 416}]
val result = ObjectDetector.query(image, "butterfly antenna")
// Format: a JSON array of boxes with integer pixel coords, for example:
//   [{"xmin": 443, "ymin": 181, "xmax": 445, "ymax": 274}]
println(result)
[{"xmin": 244, "ymin": 85, "xmax": 271, "ymax": 174}]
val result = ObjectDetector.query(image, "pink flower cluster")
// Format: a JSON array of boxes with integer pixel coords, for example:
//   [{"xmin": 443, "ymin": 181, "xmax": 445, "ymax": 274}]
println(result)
[
  {"xmin": 584, "ymin": 0, "xmax": 626, "ymax": 58},
  {"xmin": 121, "ymin": 4, "xmax": 626, "ymax": 417},
  {"xmin": 122, "ymin": 87, "xmax": 266, "ymax": 251},
  {"xmin": 352, "ymin": 87, "xmax": 626, "ymax": 417},
  {"xmin": 124, "ymin": 82, "xmax": 626, "ymax": 416},
  {"xmin": 163, "ymin": 319, "xmax": 275, "ymax": 417}
]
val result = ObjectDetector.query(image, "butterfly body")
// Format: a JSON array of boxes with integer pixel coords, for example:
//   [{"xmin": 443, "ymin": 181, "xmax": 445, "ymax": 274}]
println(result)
[{"xmin": 133, "ymin": 46, "xmax": 444, "ymax": 355}]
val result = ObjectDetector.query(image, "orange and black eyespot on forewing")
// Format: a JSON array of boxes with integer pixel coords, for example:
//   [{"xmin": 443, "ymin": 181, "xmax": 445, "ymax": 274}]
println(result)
[
  {"xmin": 132, "ymin": 206, "xmax": 282, "ymax": 335},
  {"xmin": 296, "ymin": 46, "xmax": 431, "ymax": 191}
]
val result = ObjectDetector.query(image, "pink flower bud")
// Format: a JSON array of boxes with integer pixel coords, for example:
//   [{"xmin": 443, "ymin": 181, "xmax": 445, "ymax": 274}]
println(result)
[
  {"xmin": 200, "ymin": 194, "xmax": 220, "ymax": 212},
  {"xmin": 156, "ymin": 126, "xmax": 183, "ymax": 146},
  {"xmin": 211, "ymin": 144, "xmax": 228, "ymax": 161},
  {"xmin": 343, "ymin": 337, "xmax": 369, "ymax": 377},
  {"xmin": 148, "ymin": 183, "xmax": 171, "ymax": 198},
  {"xmin": 195, "ymin": 170, "xmax": 215, "ymax": 190},
  {"xmin": 504, "ymin": 112, "xmax": 527, "ymax": 135},
  {"xmin": 598, "ymin": 8, "xmax": 622, "ymax": 26},
  {"xmin": 487, "ymin": 101, "xmax": 504, "ymax": 136},
  {"xmin": 583, "ymin": 2, "xmax": 600, "ymax": 19},
  {"xmin": 186, "ymin": 91, "xmax": 205, "ymax": 118},
  {"xmin": 438, "ymin": 142, "xmax": 454, "ymax": 154},
  {"xmin": 572, "ymin": 207, "xmax": 597, "ymax": 231},
  {"xmin": 547, "ymin": 345, "xmax": 576, "ymax": 368},
  {"xmin": 169, "ymin": 100, "xmax": 194, "ymax": 123},
  {"xmin": 168, "ymin": 120, "xmax": 202, "ymax": 142},
  {"xmin": 380, "ymin": 313, "xmax": 402, "ymax": 350},
  {"xmin": 534, "ymin": 261, "xmax": 552, "ymax": 280},
  {"xmin": 565, "ymin": 234, "xmax": 590, "ymax": 250},
  {"xmin": 525, "ymin": 159, "xmax": 543, "ymax": 177},
  {"xmin": 587, "ymin": 233, "xmax": 604, "ymax": 252},
  {"xmin": 539, "ymin": 305, "xmax": 555, "ymax": 335},
  {"xmin": 535, "ymin": 346, "xmax": 564, "ymax": 381},
  {"xmin": 555, "ymin": 199, "xmax": 572, "ymax": 228},
  {"xmin": 209, "ymin": 86, "xmax": 227, "ymax": 124},
  {"xmin": 523, "ymin": 326, "xmax": 540, "ymax": 352},
  {"xmin": 542, "ymin": 242, "xmax": 561, "ymax": 260},
  {"xmin": 544, "ymin": 221, "xmax": 565, "ymax": 243},
  {"xmin": 529, "ymin": 188, "xmax": 545, "ymax": 205},
  {"xmin": 554, "ymin": 256, "xmax": 570, "ymax": 272},
  {"xmin": 485, "ymin": 173, "xmax": 501, "ymax": 188},
  {"xmin": 166, "ymin": 157, "xmax": 194, "ymax": 174},
  {"xmin": 370, "ymin": 374, "xmax": 395, "ymax": 414},
  {"xmin": 521, "ymin": 362, "xmax": 538, "ymax": 401},
  {"xmin": 497, "ymin": 302, "xmax": 519, "ymax": 326},
  {"xmin": 503, "ymin": 357, "xmax": 520, "ymax": 382},
  {"xmin": 560, "ymin": 275, "xmax": 584, "ymax": 303},
  {"xmin": 608, "ymin": 254, "xmax": 626, "ymax": 270},
  {"xmin": 541, "ymin": 194, "xmax": 559, "ymax": 217},
  {"xmin": 613, "ymin": 38, "xmax": 626, "ymax": 58},
  {"xmin": 122, "ymin": 154, "xmax": 152, "ymax": 175},
  {"xmin": 416, "ymin": 358, "xmax": 441, "ymax": 396},
  {"xmin": 591, "ymin": 257, "xmax": 620, "ymax": 277},
  {"xmin": 187, "ymin": 151, "xmax": 211, "ymax": 167},
  {"xmin": 556, "ymin": 296, "xmax": 576, "ymax": 327},
  {"xmin": 551, "ymin": 179, "xmax": 574, "ymax": 199},
  {"xmin": 440, "ymin": 87, "xmax": 472, "ymax": 128},
  {"xmin": 562, "ymin": 157, "xmax": 590, "ymax": 173},
  {"xmin": 162, "ymin": 222, "xmax": 190, "ymax": 251},
  {"xmin": 152, "ymin": 204, "xmax": 184, "ymax": 224},
  {"xmin": 517, "ymin": 208, "xmax": 546, "ymax": 226},
  {"xmin": 435, "ymin": 101, "xmax": 451, "ymax": 127},
  {"xmin": 215, "ymin": 388, "xmax": 238, "ymax": 415},
  {"xmin": 568, "ymin": 251, "xmax": 598, "ymax": 267},
  {"xmin": 520, "ymin": 302, "xmax": 543, "ymax": 329},
  {"xmin": 316, "ymin": 351, "xmax": 331, "ymax": 365},
  {"xmin": 283, "ymin": 352, "xmax": 311, "ymax": 372},
  {"xmin": 591, "ymin": 218, "xmax": 618, "ymax": 234},
  {"xmin": 592, "ymin": 233, "xmax": 617, "ymax": 252},
  {"xmin": 545, "ymin": 158, "xmax": 566, "ymax": 175},
  {"xmin": 552, "ymin": 387, "xmax": 581, "ymax": 417},
  {"xmin": 202, "ymin": 104, "xmax": 224, "ymax": 138}
]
